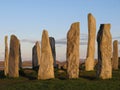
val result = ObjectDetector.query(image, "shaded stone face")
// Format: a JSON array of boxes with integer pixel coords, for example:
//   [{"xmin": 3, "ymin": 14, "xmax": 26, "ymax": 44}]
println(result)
[
  {"xmin": 19, "ymin": 44, "xmax": 22, "ymax": 69},
  {"xmin": 85, "ymin": 13, "xmax": 96, "ymax": 71},
  {"xmin": 4, "ymin": 36, "xmax": 9, "ymax": 76},
  {"xmin": 49, "ymin": 37, "xmax": 57, "ymax": 68},
  {"xmin": 67, "ymin": 22, "xmax": 80, "ymax": 79},
  {"xmin": 32, "ymin": 41, "xmax": 41, "ymax": 69},
  {"xmin": 97, "ymin": 24, "xmax": 112, "ymax": 79},
  {"xmin": 38, "ymin": 30, "xmax": 54, "ymax": 80},
  {"xmin": 112, "ymin": 40, "xmax": 118, "ymax": 70},
  {"xmin": 8, "ymin": 35, "xmax": 20, "ymax": 77}
]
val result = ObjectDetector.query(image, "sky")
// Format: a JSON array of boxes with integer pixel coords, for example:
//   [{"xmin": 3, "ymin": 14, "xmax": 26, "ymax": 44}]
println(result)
[{"xmin": 0, "ymin": 0, "xmax": 120, "ymax": 61}]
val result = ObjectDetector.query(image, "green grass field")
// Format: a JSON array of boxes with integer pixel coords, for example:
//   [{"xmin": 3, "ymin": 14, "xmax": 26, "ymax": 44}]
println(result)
[{"xmin": 0, "ymin": 69, "xmax": 120, "ymax": 90}]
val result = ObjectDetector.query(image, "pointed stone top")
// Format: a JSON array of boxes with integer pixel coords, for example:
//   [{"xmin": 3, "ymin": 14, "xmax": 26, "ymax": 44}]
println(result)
[
  {"xmin": 97, "ymin": 24, "xmax": 111, "ymax": 42},
  {"xmin": 88, "ymin": 13, "xmax": 95, "ymax": 18},
  {"xmin": 88, "ymin": 13, "xmax": 92, "ymax": 16},
  {"xmin": 114, "ymin": 40, "xmax": 118, "ymax": 42},
  {"xmin": 42, "ymin": 30, "xmax": 49, "ymax": 38},
  {"xmin": 5, "ymin": 35, "xmax": 8, "ymax": 38},
  {"xmin": 99, "ymin": 24, "xmax": 111, "ymax": 34},
  {"xmin": 68, "ymin": 22, "xmax": 80, "ymax": 37},
  {"xmin": 100, "ymin": 24, "xmax": 111, "ymax": 28},
  {"xmin": 5, "ymin": 36, "xmax": 8, "ymax": 42},
  {"xmin": 41, "ymin": 30, "xmax": 50, "ymax": 47},
  {"xmin": 43, "ymin": 30, "xmax": 48, "ymax": 34},
  {"xmin": 36, "ymin": 41, "xmax": 40, "ymax": 45},
  {"xmin": 11, "ymin": 34, "xmax": 18, "ymax": 40},
  {"xmin": 113, "ymin": 40, "xmax": 118, "ymax": 44},
  {"xmin": 88, "ymin": 13, "xmax": 96, "ymax": 24},
  {"xmin": 35, "ymin": 41, "xmax": 40, "ymax": 48},
  {"xmin": 71, "ymin": 22, "xmax": 79, "ymax": 28},
  {"xmin": 68, "ymin": 22, "xmax": 80, "ymax": 35},
  {"xmin": 49, "ymin": 37, "xmax": 54, "ymax": 39}
]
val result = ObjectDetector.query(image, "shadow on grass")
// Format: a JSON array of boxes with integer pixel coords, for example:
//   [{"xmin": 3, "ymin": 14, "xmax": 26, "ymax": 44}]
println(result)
[
  {"xmin": 1, "ymin": 68, "xmax": 99, "ymax": 81},
  {"xmin": 57, "ymin": 76, "xmax": 68, "ymax": 80},
  {"xmin": 54, "ymin": 68, "xmax": 68, "ymax": 80},
  {"xmin": 19, "ymin": 68, "xmax": 37, "ymax": 80},
  {"xmin": 0, "ymin": 70, "xmax": 6, "ymax": 79},
  {"xmin": 80, "ymin": 75, "xmax": 96, "ymax": 80},
  {"xmin": 80, "ymin": 71, "xmax": 97, "ymax": 80}
]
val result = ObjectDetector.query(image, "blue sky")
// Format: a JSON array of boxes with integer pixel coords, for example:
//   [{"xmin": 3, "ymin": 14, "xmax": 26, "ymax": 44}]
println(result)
[{"xmin": 0, "ymin": 0, "xmax": 120, "ymax": 61}]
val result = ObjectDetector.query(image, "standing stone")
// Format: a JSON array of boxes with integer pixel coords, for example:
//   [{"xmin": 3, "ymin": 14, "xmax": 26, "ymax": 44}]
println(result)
[
  {"xmin": 38, "ymin": 30, "xmax": 54, "ymax": 80},
  {"xmin": 19, "ymin": 44, "xmax": 22, "ymax": 69},
  {"xmin": 49, "ymin": 37, "xmax": 57, "ymax": 68},
  {"xmin": 32, "ymin": 41, "xmax": 41, "ymax": 69},
  {"xmin": 67, "ymin": 22, "xmax": 80, "ymax": 79},
  {"xmin": 8, "ymin": 35, "xmax": 20, "ymax": 77},
  {"xmin": 85, "ymin": 13, "xmax": 96, "ymax": 71},
  {"xmin": 112, "ymin": 40, "xmax": 118, "ymax": 70},
  {"xmin": 4, "ymin": 36, "xmax": 9, "ymax": 76},
  {"xmin": 97, "ymin": 24, "xmax": 112, "ymax": 79}
]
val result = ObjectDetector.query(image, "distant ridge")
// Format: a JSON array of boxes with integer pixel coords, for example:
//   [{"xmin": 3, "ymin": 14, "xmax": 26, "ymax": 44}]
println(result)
[{"xmin": 0, "ymin": 59, "xmax": 91, "ymax": 70}]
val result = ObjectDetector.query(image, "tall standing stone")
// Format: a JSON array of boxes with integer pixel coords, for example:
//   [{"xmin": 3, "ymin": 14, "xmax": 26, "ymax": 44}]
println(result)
[
  {"xmin": 97, "ymin": 24, "xmax": 112, "ymax": 79},
  {"xmin": 38, "ymin": 30, "xmax": 54, "ymax": 80},
  {"xmin": 67, "ymin": 22, "xmax": 80, "ymax": 79},
  {"xmin": 19, "ymin": 44, "xmax": 22, "ymax": 69},
  {"xmin": 4, "ymin": 36, "xmax": 9, "ymax": 76},
  {"xmin": 8, "ymin": 35, "xmax": 20, "ymax": 77},
  {"xmin": 32, "ymin": 41, "xmax": 41, "ymax": 69},
  {"xmin": 49, "ymin": 37, "xmax": 57, "ymax": 68},
  {"xmin": 112, "ymin": 40, "xmax": 118, "ymax": 70},
  {"xmin": 85, "ymin": 13, "xmax": 96, "ymax": 71}
]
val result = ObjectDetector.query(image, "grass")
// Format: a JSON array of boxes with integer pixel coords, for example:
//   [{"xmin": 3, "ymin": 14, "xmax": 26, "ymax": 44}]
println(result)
[{"xmin": 0, "ymin": 69, "xmax": 120, "ymax": 90}]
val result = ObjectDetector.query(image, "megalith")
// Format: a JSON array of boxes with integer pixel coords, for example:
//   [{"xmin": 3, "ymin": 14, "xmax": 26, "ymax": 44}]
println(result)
[
  {"xmin": 67, "ymin": 22, "xmax": 80, "ymax": 79},
  {"xmin": 8, "ymin": 35, "xmax": 20, "ymax": 77},
  {"xmin": 32, "ymin": 41, "xmax": 41, "ymax": 69},
  {"xmin": 19, "ymin": 44, "xmax": 22, "ymax": 69},
  {"xmin": 4, "ymin": 36, "xmax": 9, "ymax": 76},
  {"xmin": 112, "ymin": 40, "xmax": 118, "ymax": 70},
  {"xmin": 85, "ymin": 13, "xmax": 96, "ymax": 71},
  {"xmin": 38, "ymin": 30, "xmax": 54, "ymax": 80},
  {"xmin": 97, "ymin": 24, "xmax": 112, "ymax": 79},
  {"xmin": 49, "ymin": 37, "xmax": 57, "ymax": 68}
]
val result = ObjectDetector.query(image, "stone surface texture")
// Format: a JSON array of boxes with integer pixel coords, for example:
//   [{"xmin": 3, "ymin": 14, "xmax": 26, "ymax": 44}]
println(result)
[
  {"xmin": 19, "ymin": 44, "xmax": 22, "ymax": 69},
  {"xmin": 4, "ymin": 36, "xmax": 9, "ymax": 76},
  {"xmin": 38, "ymin": 30, "xmax": 54, "ymax": 80},
  {"xmin": 67, "ymin": 22, "xmax": 80, "ymax": 79},
  {"xmin": 85, "ymin": 13, "xmax": 96, "ymax": 71},
  {"xmin": 8, "ymin": 35, "xmax": 20, "ymax": 77},
  {"xmin": 112, "ymin": 40, "xmax": 118, "ymax": 70},
  {"xmin": 97, "ymin": 24, "xmax": 112, "ymax": 79},
  {"xmin": 32, "ymin": 41, "xmax": 41, "ymax": 69},
  {"xmin": 49, "ymin": 37, "xmax": 57, "ymax": 68}
]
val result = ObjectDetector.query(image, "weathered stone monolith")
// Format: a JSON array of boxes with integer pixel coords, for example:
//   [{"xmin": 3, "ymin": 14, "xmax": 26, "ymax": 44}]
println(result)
[
  {"xmin": 19, "ymin": 44, "xmax": 22, "ymax": 69},
  {"xmin": 38, "ymin": 30, "xmax": 54, "ymax": 80},
  {"xmin": 32, "ymin": 41, "xmax": 41, "ymax": 69},
  {"xmin": 112, "ymin": 40, "xmax": 118, "ymax": 70},
  {"xmin": 85, "ymin": 13, "xmax": 96, "ymax": 71},
  {"xmin": 8, "ymin": 35, "xmax": 20, "ymax": 77},
  {"xmin": 67, "ymin": 22, "xmax": 80, "ymax": 79},
  {"xmin": 97, "ymin": 24, "xmax": 112, "ymax": 79},
  {"xmin": 4, "ymin": 36, "xmax": 9, "ymax": 76},
  {"xmin": 49, "ymin": 37, "xmax": 57, "ymax": 68}
]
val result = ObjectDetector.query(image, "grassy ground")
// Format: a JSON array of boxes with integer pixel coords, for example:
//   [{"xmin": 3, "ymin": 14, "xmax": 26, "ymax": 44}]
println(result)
[{"xmin": 0, "ymin": 69, "xmax": 120, "ymax": 90}]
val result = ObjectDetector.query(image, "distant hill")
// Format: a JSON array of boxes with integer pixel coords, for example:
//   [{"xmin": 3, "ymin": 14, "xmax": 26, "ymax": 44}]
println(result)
[{"xmin": 0, "ymin": 59, "xmax": 98, "ymax": 70}]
